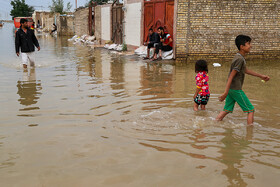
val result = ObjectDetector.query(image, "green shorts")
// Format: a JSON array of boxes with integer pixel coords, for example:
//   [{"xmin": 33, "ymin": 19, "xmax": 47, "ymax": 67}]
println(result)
[{"xmin": 223, "ymin": 89, "xmax": 254, "ymax": 113}]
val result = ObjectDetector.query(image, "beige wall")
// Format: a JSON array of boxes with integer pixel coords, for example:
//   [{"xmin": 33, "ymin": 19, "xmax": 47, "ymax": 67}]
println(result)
[
  {"xmin": 101, "ymin": 6, "xmax": 111, "ymax": 42},
  {"xmin": 124, "ymin": 2, "xmax": 142, "ymax": 47},
  {"xmin": 176, "ymin": 0, "xmax": 280, "ymax": 60}
]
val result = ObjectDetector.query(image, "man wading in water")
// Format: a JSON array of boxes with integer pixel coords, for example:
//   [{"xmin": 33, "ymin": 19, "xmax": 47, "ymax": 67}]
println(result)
[{"xmin": 15, "ymin": 18, "xmax": 40, "ymax": 69}]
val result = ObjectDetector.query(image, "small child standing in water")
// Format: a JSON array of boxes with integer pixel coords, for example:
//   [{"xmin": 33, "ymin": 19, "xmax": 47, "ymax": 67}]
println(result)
[{"xmin": 193, "ymin": 60, "xmax": 210, "ymax": 111}]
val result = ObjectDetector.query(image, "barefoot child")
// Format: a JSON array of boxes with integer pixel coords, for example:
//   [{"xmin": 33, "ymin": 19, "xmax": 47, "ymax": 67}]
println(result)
[
  {"xmin": 193, "ymin": 60, "xmax": 210, "ymax": 111},
  {"xmin": 216, "ymin": 35, "xmax": 270, "ymax": 125}
]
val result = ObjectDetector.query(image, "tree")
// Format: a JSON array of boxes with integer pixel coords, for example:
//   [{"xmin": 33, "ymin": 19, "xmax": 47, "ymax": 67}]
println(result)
[
  {"xmin": 49, "ymin": 0, "xmax": 72, "ymax": 14},
  {"xmin": 66, "ymin": 2, "xmax": 72, "ymax": 11},
  {"xmin": 10, "ymin": 0, "xmax": 34, "ymax": 19}
]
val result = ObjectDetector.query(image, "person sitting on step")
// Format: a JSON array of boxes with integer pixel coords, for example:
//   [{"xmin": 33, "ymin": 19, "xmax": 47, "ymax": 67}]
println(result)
[
  {"xmin": 143, "ymin": 28, "xmax": 160, "ymax": 60},
  {"xmin": 152, "ymin": 26, "xmax": 173, "ymax": 61}
]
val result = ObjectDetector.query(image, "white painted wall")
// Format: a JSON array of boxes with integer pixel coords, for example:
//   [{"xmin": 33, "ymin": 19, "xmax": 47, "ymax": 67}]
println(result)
[
  {"xmin": 125, "ymin": 3, "xmax": 142, "ymax": 46},
  {"xmin": 101, "ymin": 7, "xmax": 111, "ymax": 41}
]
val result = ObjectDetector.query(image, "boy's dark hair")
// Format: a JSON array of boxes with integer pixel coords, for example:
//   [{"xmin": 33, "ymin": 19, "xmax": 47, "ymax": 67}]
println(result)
[
  {"xmin": 158, "ymin": 26, "xmax": 164, "ymax": 31},
  {"xmin": 20, "ymin": 18, "xmax": 28, "ymax": 24},
  {"xmin": 149, "ymin": 28, "xmax": 153, "ymax": 32},
  {"xmin": 195, "ymin": 60, "xmax": 208, "ymax": 73},
  {"xmin": 235, "ymin": 35, "xmax": 251, "ymax": 50}
]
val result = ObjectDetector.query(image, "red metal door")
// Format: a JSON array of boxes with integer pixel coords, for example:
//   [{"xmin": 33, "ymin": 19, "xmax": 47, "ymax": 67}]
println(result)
[
  {"xmin": 154, "ymin": 2, "xmax": 165, "ymax": 28},
  {"xmin": 165, "ymin": 1, "xmax": 174, "ymax": 38},
  {"xmin": 143, "ymin": 0, "xmax": 174, "ymax": 43},
  {"xmin": 143, "ymin": 3, "xmax": 153, "ymax": 42}
]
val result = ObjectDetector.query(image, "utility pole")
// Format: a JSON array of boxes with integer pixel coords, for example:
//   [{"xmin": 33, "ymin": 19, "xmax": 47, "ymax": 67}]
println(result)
[{"xmin": 75, "ymin": 0, "xmax": 77, "ymax": 9}]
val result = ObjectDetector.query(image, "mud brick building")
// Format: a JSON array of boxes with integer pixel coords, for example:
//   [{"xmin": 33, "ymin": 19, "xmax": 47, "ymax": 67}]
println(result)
[
  {"xmin": 33, "ymin": 11, "xmax": 74, "ymax": 36},
  {"xmin": 32, "ymin": 11, "xmax": 57, "ymax": 32},
  {"xmin": 56, "ymin": 15, "xmax": 75, "ymax": 36},
  {"xmin": 175, "ymin": 0, "xmax": 280, "ymax": 60},
  {"xmin": 74, "ymin": 8, "xmax": 89, "ymax": 37}
]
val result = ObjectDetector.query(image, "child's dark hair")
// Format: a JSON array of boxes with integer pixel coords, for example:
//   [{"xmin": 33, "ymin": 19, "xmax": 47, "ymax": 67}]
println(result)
[
  {"xmin": 235, "ymin": 35, "xmax": 251, "ymax": 50},
  {"xmin": 195, "ymin": 60, "xmax": 208, "ymax": 73},
  {"xmin": 149, "ymin": 28, "xmax": 153, "ymax": 32}
]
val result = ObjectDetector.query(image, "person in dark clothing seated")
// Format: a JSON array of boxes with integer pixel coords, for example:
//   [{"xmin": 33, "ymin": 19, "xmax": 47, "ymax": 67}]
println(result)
[
  {"xmin": 143, "ymin": 28, "xmax": 160, "ymax": 60},
  {"xmin": 152, "ymin": 26, "xmax": 173, "ymax": 61}
]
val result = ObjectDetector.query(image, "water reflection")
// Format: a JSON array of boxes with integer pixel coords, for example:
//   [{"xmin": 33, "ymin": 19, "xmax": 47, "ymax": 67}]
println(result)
[
  {"xmin": 76, "ymin": 55, "xmax": 95, "ymax": 77},
  {"xmin": 219, "ymin": 127, "xmax": 254, "ymax": 186},
  {"xmin": 140, "ymin": 62, "xmax": 174, "ymax": 110},
  {"xmin": 17, "ymin": 69, "xmax": 42, "ymax": 106},
  {"xmin": 110, "ymin": 57, "xmax": 125, "ymax": 91},
  {"xmin": 94, "ymin": 50, "xmax": 103, "ymax": 81}
]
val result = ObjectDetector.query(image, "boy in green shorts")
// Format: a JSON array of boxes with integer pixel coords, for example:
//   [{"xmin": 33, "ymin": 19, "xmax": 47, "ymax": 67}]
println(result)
[{"xmin": 216, "ymin": 35, "xmax": 270, "ymax": 125}]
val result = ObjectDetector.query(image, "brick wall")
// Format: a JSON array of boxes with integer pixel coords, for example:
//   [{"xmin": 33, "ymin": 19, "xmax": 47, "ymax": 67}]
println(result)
[
  {"xmin": 176, "ymin": 0, "xmax": 280, "ymax": 60},
  {"xmin": 74, "ymin": 8, "xmax": 89, "ymax": 36}
]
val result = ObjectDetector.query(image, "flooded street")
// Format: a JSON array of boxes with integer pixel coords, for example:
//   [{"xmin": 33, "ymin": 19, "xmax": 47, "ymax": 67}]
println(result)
[{"xmin": 0, "ymin": 23, "xmax": 280, "ymax": 186}]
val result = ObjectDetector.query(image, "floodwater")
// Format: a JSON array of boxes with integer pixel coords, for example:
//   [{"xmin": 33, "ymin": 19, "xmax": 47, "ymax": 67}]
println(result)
[{"xmin": 0, "ymin": 23, "xmax": 279, "ymax": 187}]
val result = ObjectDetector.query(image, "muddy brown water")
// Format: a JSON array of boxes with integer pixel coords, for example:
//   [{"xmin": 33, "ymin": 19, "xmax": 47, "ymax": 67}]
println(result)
[{"xmin": 0, "ymin": 23, "xmax": 279, "ymax": 186}]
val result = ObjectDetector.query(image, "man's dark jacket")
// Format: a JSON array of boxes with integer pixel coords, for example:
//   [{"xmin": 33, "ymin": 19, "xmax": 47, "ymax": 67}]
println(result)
[
  {"xmin": 15, "ymin": 27, "xmax": 39, "ymax": 53},
  {"xmin": 149, "ymin": 32, "xmax": 160, "ymax": 44}
]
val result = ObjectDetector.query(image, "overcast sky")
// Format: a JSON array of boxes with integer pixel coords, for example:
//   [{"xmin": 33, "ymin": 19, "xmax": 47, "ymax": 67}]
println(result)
[{"xmin": 0, "ymin": 0, "xmax": 88, "ymax": 20}]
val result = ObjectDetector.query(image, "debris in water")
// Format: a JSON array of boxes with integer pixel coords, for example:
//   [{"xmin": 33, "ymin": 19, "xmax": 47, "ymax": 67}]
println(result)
[{"xmin": 213, "ymin": 63, "xmax": 221, "ymax": 67}]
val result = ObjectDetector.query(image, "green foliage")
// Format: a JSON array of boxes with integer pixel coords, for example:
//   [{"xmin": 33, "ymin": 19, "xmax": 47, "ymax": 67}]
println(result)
[
  {"xmin": 10, "ymin": 0, "xmax": 34, "ymax": 19},
  {"xmin": 49, "ymin": 0, "xmax": 72, "ymax": 14},
  {"xmin": 122, "ymin": 43, "xmax": 127, "ymax": 51},
  {"xmin": 85, "ymin": 0, "xmax": 109, "ymax": 7},
  {"xmin": 49, "ymin": 0, "xmax": 63, "ymax": 14},
  {"xmin": 66, "ymin": 2, "xmax": 72, "ymax": 12}
]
